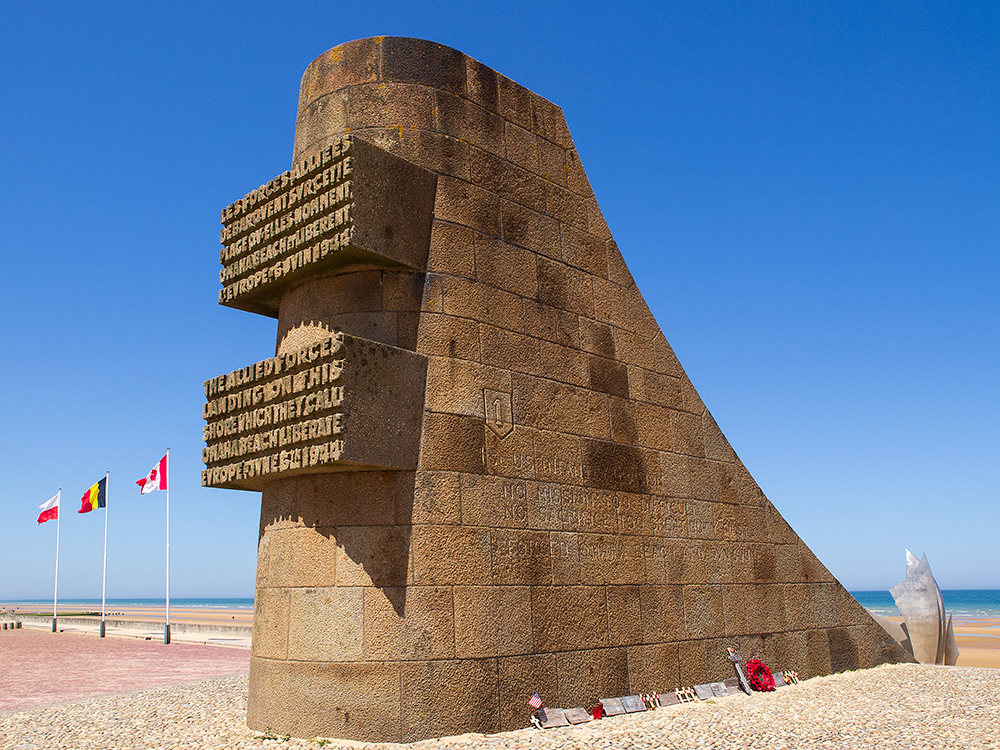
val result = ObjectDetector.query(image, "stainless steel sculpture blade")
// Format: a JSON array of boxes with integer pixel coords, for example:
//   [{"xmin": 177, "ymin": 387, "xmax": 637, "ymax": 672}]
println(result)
[
  {"xmin": 944, "ymin": 614, "xmax": 960, "ymax": 666},
  {"xmin": 888, "ymin": 551, "xmax": 959, "ymax": 665}
]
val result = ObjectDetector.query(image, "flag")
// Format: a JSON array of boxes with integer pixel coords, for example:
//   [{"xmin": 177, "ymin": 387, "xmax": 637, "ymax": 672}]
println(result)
[
  {"xmin": 528, "ymin": 691, "xmax": 543, "ymax": 709},
  {"xmin": 37, "ymin": 491, "xmax": 60, "ymax": 524},
  {"xmin": 79, "ymin": 477, "xmax": 107, "ymax": 513},
  {"xmin": 136, "ymin": 453, "xmax": 168, "ymax": 495}
]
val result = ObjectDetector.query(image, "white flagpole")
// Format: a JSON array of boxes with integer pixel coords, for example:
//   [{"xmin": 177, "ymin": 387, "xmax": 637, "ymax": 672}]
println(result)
[
  {"xmin": 100, "ymin": 472, "xmax": 109, "ymax": 638},
  {"xmin": 52, "ymin": 489, "xmax": 61, "ymax": 633},
  {"xmin": 164, "ymin": 449, "xmax": 171, "ymax": 645}
]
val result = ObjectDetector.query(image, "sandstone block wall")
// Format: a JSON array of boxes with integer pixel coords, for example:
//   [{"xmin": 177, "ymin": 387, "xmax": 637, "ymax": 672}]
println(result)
[{"xmin": 203, "ymin": 37, "xmax": 911, "ymax": 743}]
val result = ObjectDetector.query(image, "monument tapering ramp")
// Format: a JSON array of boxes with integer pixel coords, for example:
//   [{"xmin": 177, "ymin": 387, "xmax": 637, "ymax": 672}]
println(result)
[{"xmin": 202, "ymin": 37, "xmax": 912, "ymax": 743}]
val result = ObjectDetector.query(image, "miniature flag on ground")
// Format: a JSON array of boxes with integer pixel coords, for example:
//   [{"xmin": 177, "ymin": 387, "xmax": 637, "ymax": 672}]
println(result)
[
  {"xmin": 79, "ymin": 478, "xmax": 107, "ymax": 513},
  {"xmin": 528, "ymin": 692, "xmax": 543, "ymax": 709},
  {"xmin": 37, "ymin": 492, "xmax": 60, "ymax": 524},
  {"xmin": 136, "ymin": 453, "xmax": 168, "ymax": 494}
]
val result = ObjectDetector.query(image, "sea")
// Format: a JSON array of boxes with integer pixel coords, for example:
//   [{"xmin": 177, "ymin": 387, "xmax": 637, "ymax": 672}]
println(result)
[
  {"xmin": 851, "ymin": 590, "xmax": 1000, "ymax": 619},
  {"xmin": 5, "ymin": 592, "xmax": 999, "ymax": 618},
  {"xmin": 2, "ymin": 597, "xmax": 253, "ymax": 612}
]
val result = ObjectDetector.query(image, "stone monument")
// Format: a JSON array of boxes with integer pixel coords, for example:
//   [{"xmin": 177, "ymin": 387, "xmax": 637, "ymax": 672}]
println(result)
[{"xmin": 202, "ymin": 37, "xmax": 912, "ymax": 742}]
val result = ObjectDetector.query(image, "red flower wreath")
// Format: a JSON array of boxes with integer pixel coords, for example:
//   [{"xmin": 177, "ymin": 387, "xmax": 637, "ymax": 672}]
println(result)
[{"xmin": 745, "ymin": 659, "xmax": 775, "ymax": 691}]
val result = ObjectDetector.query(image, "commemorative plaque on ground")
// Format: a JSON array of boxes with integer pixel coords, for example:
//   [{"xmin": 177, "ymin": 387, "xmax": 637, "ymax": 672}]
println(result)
[
  {"xmin": 600, "ymin": 698, "xmax": 626, "ymax": 716},
  {"xmin": 693, "ymin": 684, "xmax": 715, "ymax": 701},
  {"xmin": 563, "ymin": 707, "xmax": 592, "ymax": 724},
  {"xmin": 620, "ymin": 695, "xmax": 647, "ymax": 713},
  {"xmin": 538, "ymin": 708, "xmax": 570, "ymax": 728},
  {"xmin": 204, "ymin": 36, "xmax": 913, "ymax": 744}
]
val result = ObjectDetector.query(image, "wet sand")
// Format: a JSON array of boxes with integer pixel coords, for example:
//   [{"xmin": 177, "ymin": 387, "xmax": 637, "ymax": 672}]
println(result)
[
  {"xmin": 3, "ymin": 603, "xmax": 252, "ymax": 626},
  {"xmin": 881, "ymin": 614, "xmax": 1000, "ymax": 668}
]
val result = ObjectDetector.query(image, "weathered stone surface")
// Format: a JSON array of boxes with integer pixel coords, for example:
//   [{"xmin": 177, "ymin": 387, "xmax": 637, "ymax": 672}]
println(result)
[
  {"xmin": 202, "ymin": 332, "xmax": 427, "ymax": 490},
  {"xmin": 206, "ymin": 36, "xmax": 913, "ymax": 744}
]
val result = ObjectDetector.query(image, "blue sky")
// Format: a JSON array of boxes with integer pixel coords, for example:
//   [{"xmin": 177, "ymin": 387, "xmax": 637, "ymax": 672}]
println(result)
[{"xmin": 1, "ymin": 0, "xmax": 996, "ymax": 601}]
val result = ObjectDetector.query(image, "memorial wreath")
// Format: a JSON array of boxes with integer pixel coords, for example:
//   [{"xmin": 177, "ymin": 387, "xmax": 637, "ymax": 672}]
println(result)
[{"xmin": 745, "ymin": 659, "xmax": 775, "ymax": 691}]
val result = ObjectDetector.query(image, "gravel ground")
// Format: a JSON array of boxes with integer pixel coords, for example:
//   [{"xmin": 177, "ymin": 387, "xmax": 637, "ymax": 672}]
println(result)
[{"xmin": 1, "ymin": 663, "xmax": 997, "ymax": 750}]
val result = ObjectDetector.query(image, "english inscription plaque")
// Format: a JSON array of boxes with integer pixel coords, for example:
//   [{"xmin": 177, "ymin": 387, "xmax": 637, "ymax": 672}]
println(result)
[{"xmin": 202, "ymin": 332, "xmax": 426, "ymax": 490}]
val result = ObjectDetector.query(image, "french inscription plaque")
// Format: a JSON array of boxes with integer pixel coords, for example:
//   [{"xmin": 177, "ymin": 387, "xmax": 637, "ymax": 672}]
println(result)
[{"xmin": 218, "ymin": 136, "xmax": 436, "ymax": 317}]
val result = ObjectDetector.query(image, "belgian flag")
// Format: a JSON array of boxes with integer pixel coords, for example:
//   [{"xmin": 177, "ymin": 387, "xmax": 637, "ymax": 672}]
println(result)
[{"xmin": 79, "ymin": 477, "xmax": 107, "ymax": 513}]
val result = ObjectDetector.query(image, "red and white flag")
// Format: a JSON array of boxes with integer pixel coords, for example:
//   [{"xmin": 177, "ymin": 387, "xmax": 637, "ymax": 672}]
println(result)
[
  {"xmin": 136, "ymin": 454, "xmax": 168, "ymax": 494},
  {"xmin": 37, "ymin": 491, "xmax": 60, "ymax": 524}
]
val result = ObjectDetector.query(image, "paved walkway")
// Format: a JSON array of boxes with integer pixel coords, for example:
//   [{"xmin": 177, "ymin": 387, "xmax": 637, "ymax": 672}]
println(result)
[{"xmin": 0, "ymin": 627, "xmax": 250, "ymax": 712}]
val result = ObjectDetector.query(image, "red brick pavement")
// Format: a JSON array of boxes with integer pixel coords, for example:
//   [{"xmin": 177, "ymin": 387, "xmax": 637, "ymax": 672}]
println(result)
[{"xmin": 0, "ymin": 628, "xmax": 250, "ymax": 712}]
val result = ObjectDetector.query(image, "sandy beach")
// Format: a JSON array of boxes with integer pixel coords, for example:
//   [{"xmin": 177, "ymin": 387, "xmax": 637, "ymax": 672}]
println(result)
[
  {"xmin": 881, "ymin": 614, "xmax": 1000, "ymax": 669},
  {"xmin": 2, "ymin": 603, "xmax": 253, "ymax": 628}
]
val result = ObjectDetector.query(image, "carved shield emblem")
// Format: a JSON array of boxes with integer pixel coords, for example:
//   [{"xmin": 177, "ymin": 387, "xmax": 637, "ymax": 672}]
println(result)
[{"xmin": 483, "ymin": 389, "xmax": 513, "ymax": 438}]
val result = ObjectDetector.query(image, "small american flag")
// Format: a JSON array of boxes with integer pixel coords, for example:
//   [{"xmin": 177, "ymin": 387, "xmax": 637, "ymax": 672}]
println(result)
[{"xmin": 528, "ymin": 691, "xmax": 543, "ymax": 709}]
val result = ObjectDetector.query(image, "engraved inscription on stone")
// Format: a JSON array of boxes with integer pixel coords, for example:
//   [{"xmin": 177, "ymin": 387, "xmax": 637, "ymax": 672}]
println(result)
[
  {"xmin": 217, "ymin": 135, "xmax": 437, "ymax": 317},
  {"xmin": 600, "ymin": 697, "xmax": 626, "ymax": 716},
  {"xmin": 202, "ymin": 332, "xmax": 426, "ymax": 490},
  {"xmin": 218, "ymin": 140, "xmax": 354, "ymax": 308},
  {"xmin": 620, "ymin": 695, "xmax": 647, "ymax": 713},
  {"xmin": 484, "ymin": 389, "xmax": 513, "ymax": 438},
  {"xmin": 563, "ymin": 707, "xmax": 592, "ymax": 724}
]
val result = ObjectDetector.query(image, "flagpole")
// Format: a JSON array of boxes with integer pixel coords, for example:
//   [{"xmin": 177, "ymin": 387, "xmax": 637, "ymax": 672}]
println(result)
[
  {"xmin": 100, "ymin": 471, "xmax": 109, "ymax": 638},
  {"xmin": 164, "ymin": 449, "xmax": 171, "ymax": 645},
  {"xmin": 52, "ymin": 489, "xmax": 61, "ymax": 633}
]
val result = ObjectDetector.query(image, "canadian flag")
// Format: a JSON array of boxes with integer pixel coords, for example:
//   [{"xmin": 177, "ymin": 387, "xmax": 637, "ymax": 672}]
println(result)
[
  {"xmin": 37, "ymin": 491, "xmax": 60, "ymax": 524},
  {"xmin": 136, "ymin": 453, "xmax": 168, "ymax": 494}
]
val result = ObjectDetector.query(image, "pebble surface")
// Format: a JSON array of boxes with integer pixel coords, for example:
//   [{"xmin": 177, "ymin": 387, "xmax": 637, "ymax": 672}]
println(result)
[{"xmin": 1, "ymin": 664, "xmax": 997, "ymax": 750}]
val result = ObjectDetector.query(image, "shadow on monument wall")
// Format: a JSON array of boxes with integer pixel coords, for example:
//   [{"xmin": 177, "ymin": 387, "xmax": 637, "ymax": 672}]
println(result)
[{"xmin": 259, "ymin": 470, "xmax": 417, "ymax": 617}]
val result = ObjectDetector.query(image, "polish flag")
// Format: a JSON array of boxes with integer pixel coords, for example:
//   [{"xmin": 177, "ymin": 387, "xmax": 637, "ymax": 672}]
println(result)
[
  {"xmin": 38, "ymin": 491, "xmax": 60, "ymax": 524},
  {"xmin": 136, "ymin": 454, "xmax": 168, "ymax": 494}
]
